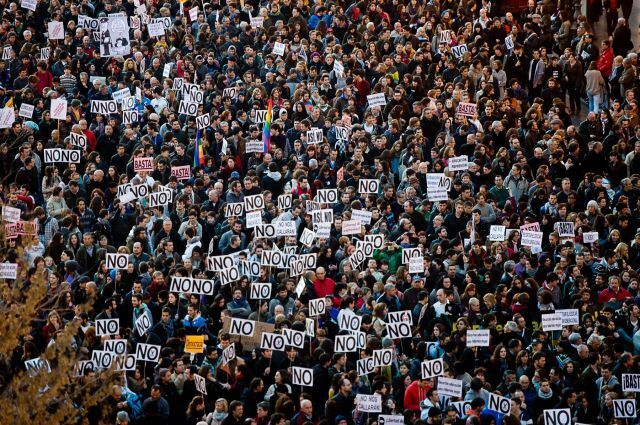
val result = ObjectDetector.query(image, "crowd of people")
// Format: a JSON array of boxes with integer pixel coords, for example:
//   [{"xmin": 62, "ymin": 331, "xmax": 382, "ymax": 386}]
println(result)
[{"xmin": 1, "ymin": 0, "xmax": 640, "ymax": 424}]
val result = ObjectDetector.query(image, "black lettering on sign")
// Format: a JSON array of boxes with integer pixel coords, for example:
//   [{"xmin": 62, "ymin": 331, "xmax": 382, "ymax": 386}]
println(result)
[
  {"xmin": 543, "ymin": 409, "xmax": 572, "ymax": 425},
  {"xmin": 334, "ymin": 335, "xmax": 357, "ymax": 352},
  {"xmin": 230, "ymin": 318, "xmax": 255, "ymax": 336},
  {"xmin": 291, "ymin": 367, "xmax": 313, "ymax": 386},
  {"xmin": 421, "ymin": 358, "xmax": 444, "ymax": 379},
  {"xmin": 260, "ymin": 332, "xmax": 286, "ymax": 351},
  {"xmin": 95, "ymin": 318, "xmax": 120, "ymax": 336}
]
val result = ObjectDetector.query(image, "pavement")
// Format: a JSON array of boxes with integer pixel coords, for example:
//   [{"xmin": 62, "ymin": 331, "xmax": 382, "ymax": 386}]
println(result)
[{"xmin": 569, "ymin": 1, "xmax": 640, "ymax": 124}]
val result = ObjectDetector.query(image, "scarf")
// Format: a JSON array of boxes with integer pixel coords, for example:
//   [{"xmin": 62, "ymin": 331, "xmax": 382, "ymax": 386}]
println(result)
[{"xmin": 538, "ymin": 388, "xmax": 553, "ymax": 399}]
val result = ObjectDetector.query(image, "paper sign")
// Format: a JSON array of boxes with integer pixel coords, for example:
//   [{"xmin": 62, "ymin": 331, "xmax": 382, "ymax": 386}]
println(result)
[
  {"xmin": 438, "ymin": 377, "xmax": 463, "ymax": 397},
  {"xmin": 48, "ymin": 21, "xmax": 64, "ymax": 39},
  {"xmin": 583, "ymin": 232, "xmax": 598, "ymax": 243},
  {"xmin": 171, "ymin": 165, "xmax": 190, "ymax": 180},
  {"xmin": 541, "ymin": 313, "xmax": 563, "ymax": 331},
  {"xmin": 557, "ymin": 309, "xmax": 579, "ymax": 326},
  {"xmin": 18, "ymin": 103, "xmax": 34, "ymax": 118},
  {"xmin": 273, "ymin": 42, "xmax": 285, "ymax": 56},
  {"xmin": 0, "ymin": 263, "xmax": 18, "ymax": 279},
  {"xmin": 622, "ymin": 374, "xmax": 640, "ymax": 392},
  {"xmin": 184, "ymin": 335, "xmax": 205, "ymax": 353},
  {"xmin": 466, "ymin": 329, "xmax": 490, "ymax": 347},
  {"xmin": 456, "ymin": 102, "xmax": 477, "ymax": 117},
  {"xmin": 448, "ymin": 155, "xmax": 469, "ymax": 171},
  {"xmin": 50, "ymin": 98, "xmax": 67, "ymax": 120},
  {"xmin": 554, "ymin": 222, "xmax": 575, "ymax": 238},
  {"xmin": 356, "ymin": 394, "xmax": 382, "ymax": 412},
  {"xmin": 367, "ymin": 93, "xmax": 386, "ymax": 108},
  {"xmin": 250, "ymin": 16, "xmax": 264, "ymax": 28},
  {"xmin": 341, "ymin": 219, "xmax": 361, "ymax": 235},
  {"xmin": 521, "ymin": 230, "xmax": 543, "ymax": 248},
  {"xmin": 134, "ymin": 157, "xmax": 154, "ymax": 173},
  {"xmin": 2, "ymin": 206, "xmax": 21, "ymax": 223},
  {"xmin": 489, "ymin": 225, "xmax": 506, "ymax": 241}
]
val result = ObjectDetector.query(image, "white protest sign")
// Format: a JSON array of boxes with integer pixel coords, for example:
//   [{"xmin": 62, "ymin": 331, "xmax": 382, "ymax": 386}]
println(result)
[
  {"xmin": 95, "ymin": 318, "xmax": 120, "ymax": 336},
  {"xmin": 402, "ymin": 248, "xmax": 421, "ymax": 264},
  {"xmin": 505, "ymin": 35, "xmax": 514, "ymax": 50},
  {"xmin": 543, "ymin": 409, "xmax": 572, "ymax": 425},
  {"xmin": 106, "ymin": 253, "xmax": 129, "ymax": 269},
  {"xmin": 0, "ymin": 263, "xmax": 18, "ymax": 279},
  {"xmin": 250, "ymin": 16, "xmax": 264, "ymax": 28},
  {"xmin": 291, "ymin": 367, "xmax": 314, "ymax": 386},
  {"xmin": 421, "ymin": 358, "xmax": 445, "ymax": 379},
  {"xmin": 341, "ymin": 219, "xmax": 361, "ymax": 235},
  {"xmin": 622, "ymin": 374, "xmax": 640, "ymax": 392},
  {"xmin": 21, "ymin": 0, "xmax": 36, "ymax": 11},
  {"xmin": 48, "ymin": 21, "xmax": 64, "ymax": 39},
  {"xmin": 408, "ymin": 256, "xmax": 424, "ymax": 274},
  {"xmin": 351, "ymin": 209, "xmax": 372, "ymax": 225},
  {"xmin": 358, "ymin": 179, "xmax": 379, "ymax": 194},
  {"xmin": 583, "ymin": 232, "xmax": 599, "ymax": 243},
  {"xmin": 466, "ymin": 329, "xmax": 490, "ymax": 347},
  {"xmin": 306, "ymin": 128, "xmax": 324, "ymax": 144},
  {"xmin": 488, "ymin": 393, "xmax": 512, "ymax": 415},
  {"xmin": 335, "ymin": 126, "xmax": 349, "ymax": 141},
  {"xmin": 308, "ymin": 298, "xmax": 326, "ymax": 317},
  {"xmin": 273, "ymin": 42, "xmax": 286, "ymax": 56},
  {"xmin": 554, "ymin": 222, "xmax": 575, "ymax": 238},
  {"xmin": 18, "ymin": 103, "xmax": 34, "ymax": 118},
  {"xmin": 373, "ymin": 349, "xmax": 394, "ymax": 367},
  {"xmin": 229, "ymin": 318, "xmax": 255, "ymax": 337},
  {"xmin": 448, "ymin": 156, "xmax": 469, "ymax": 171},
  {"xmin": 541, "ymin": 313, "xmax": 563, "ymax": 331},
  {"xmin": 50, "ymin": 98, "xmax": 67, "ymax": 120},
  {"xmin": 452, "ymin": 44, "xmax": 468, "ymax": 58},
  {"xmin": 260, "ymin": 332, "xmax": 286, "ymax": 351},
  {"xmin": 489, "ymin": 225, "xmax": 506, "ymax": 241},
  {"xmin": 334, "ymin": 334, "xmax": 358, "ymax": 352},
  {"xmin": 438, "ymin": 377, "xmax": 464, "ymax": 397},
  {"xmin": 613, "ymin": 399, "xmax": 637, "ymax": 418},
  {"xmin": 520, "ymin": 222, "xmax": 541, "ymax": 232},
  {"xmin": 365, "ymin": 234, "xmax": 385, "ymax": 249},
  {"xmin": 2, "ymin": 206, "xmax": 21, "ymax": 223},
  {"xmin": 222, "ymin": 343, "xmax": 236, "ymax": 365},
  {"xmin": 557, "ymin": 309, "xmax": 579, "ymax": 326},
  {"xmin": 317, "ymin": 188, "xmax": 338, "ymax": 204},
  {"xmin": 135, "ymin": 310, "xmax": 152, "ymax": 336},
  {"xmin": 521, "ymin": 231, "xmax": 543, "ymax": 248},
  {"xmin": 367, "ymin": 93, "xmax": 387, "ymax": 108},
  {"xmin": 356, "ymin": 394, "xmax": 382, "ymax": 412},
  {"xmin": 194, "ymin": 373, "xmax": 207, "ymax": 395}
]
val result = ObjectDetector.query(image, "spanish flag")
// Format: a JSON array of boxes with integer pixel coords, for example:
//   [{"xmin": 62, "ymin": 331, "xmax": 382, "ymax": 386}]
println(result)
[
  {"xmin": 262, "ymin": 98, "xmax": 273, "ymax": 153},
  {"xmin": 193, "ymin": 129, "xmax": 205, "ymax": 167}
]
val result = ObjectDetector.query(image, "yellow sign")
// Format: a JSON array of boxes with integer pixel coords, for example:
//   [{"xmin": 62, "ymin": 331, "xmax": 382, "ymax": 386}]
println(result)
[{"xmin": 185, "ymin": 335, "xmax": 205, "ymax": 353}]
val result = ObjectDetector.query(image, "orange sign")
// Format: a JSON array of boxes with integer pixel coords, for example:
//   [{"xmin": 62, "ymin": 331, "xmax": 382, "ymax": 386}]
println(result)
[{"xmin": 184, "ymin": 335, "xmax": 205, "ymax": 353}]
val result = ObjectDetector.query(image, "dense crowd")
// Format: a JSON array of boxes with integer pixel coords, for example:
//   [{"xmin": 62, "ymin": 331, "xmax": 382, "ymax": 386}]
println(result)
[{"xmin": 1, "ymin": 0, "xmax": 640, "ymax": 424}]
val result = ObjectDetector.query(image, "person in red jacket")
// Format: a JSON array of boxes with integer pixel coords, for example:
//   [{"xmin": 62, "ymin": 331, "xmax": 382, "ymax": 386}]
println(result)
[
  {"xmin": 313, "ymin": 267, "xmax": 335, "ymax": 298},
  {"xmin": 404, "ymin": 378, "xmax": 432, "ymax": 412},
  {"xmin": 598, "ymin": 275, "xmax": 631, "ymax": 305},
  {"xmin": 597, "ymin": 39, "xmax": 614, "ymax": 79}
]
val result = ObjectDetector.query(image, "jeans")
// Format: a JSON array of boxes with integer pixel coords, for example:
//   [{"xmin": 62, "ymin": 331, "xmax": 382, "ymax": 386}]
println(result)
[{"xmin": 588, "ymin": 93, "xmax": 601, "ymax": 113}]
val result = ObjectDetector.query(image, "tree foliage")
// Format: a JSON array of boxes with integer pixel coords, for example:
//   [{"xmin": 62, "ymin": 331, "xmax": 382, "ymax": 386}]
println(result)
[{"xmin": 0, "ymin": 236, "xmax": 116, "ymax": 425}]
